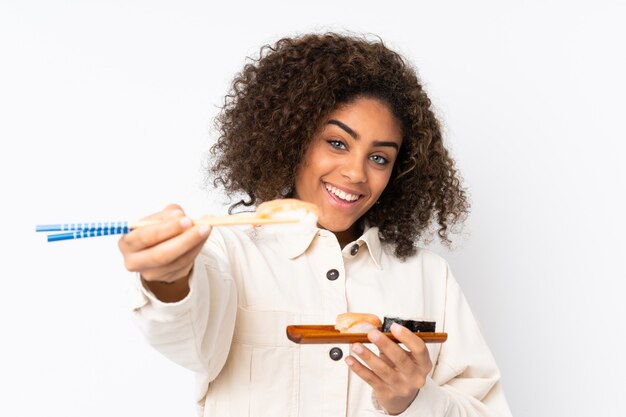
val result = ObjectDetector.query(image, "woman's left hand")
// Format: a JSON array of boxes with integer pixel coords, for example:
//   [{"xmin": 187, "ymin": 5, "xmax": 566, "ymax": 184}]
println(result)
[{"xmin": 345, "ymin": 322, "xmax": 433, "ymax": 415}]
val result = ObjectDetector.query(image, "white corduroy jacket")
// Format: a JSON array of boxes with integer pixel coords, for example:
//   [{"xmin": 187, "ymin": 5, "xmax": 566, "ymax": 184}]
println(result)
[{"xmin": 129, "ymin": 225, "xmax": 513, "ymax": 417}]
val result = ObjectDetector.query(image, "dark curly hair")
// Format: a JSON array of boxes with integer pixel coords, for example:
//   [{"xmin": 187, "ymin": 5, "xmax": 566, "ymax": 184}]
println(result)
[{"xmin": 208, "ymin": 32, "xmax": 469, "ymax": 259}]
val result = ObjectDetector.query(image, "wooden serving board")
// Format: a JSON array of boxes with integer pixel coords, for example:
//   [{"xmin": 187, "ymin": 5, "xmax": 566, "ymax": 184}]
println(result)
[{"xmin": 286, "ymin": 325, "xmax": 447, "ymax": 344}]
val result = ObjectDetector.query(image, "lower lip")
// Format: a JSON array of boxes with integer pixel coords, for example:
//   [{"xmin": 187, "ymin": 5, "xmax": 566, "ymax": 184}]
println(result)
[{"xmin": 324, "ymin": 185, "xmax": 361, "ymax": 209}]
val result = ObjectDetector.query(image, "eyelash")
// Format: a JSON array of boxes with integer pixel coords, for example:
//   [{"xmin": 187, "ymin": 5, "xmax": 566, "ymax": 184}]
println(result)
[
  {"xmin": 326, "ymin": 140, "xmax": 390, "ymax": 166},
  {"xmin": 327, "ymin": 139, "xmax": 346, "ymax": 150},
  {"xmin": 369, "ymin": 155, "xmax": 389, "ymax": 166}
]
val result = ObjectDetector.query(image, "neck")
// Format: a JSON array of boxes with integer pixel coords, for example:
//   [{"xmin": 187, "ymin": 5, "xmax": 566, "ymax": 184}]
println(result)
[{"xmin": 333, "ymin": 223, "xmax": 362, "ymax": 248}]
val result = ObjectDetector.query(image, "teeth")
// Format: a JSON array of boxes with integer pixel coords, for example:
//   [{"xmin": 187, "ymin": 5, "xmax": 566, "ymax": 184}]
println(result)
[{"xmin": 325, "ymin": 184, "xmax": 360, "ymax": 202}]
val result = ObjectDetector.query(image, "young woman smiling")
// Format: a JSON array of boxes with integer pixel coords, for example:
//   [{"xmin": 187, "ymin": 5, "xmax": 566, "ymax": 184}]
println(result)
[
  {"xmin": 294, "ymin": 97, "xmax": 403, "ymax": 247},
  {"xmin": 119, "ymin": 33, "xmax": 512, "ymax": 417}
]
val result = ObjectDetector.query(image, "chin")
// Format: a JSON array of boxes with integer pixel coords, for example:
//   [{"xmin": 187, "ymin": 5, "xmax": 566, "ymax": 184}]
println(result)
[{"xmin": 318, "ymin": 219, "xmax": 357, "ymax": 233}]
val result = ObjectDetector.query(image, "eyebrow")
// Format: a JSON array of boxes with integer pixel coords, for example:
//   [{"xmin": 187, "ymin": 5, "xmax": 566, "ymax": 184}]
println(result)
[
  {"xmin": 327, "ymin": 119, "xmax": 400, "ymax": 151},
  {"xmin": 372, "ymin": 140, "xmax": 399, "ymax": 151},
  {"xmin": 328, "ymin": 119, "xmax": 357, "ymax": 138}
]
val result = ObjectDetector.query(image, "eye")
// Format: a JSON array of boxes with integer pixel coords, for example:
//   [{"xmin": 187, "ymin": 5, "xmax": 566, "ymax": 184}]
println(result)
[
  {"xmin": 369, "ymin": 154, "xmax": 389, "ymax": 166},
  {"xmin": 327, "ymin": 139, "xmax": 346, "ymax": 150}
]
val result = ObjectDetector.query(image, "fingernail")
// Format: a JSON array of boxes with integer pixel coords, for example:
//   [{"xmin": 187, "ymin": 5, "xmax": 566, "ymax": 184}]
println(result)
[
  {"xmin": 369, "ymin": 329, "xmax": 381, "ymax": 342},
  {"xmin": 390, "ymin": 323, "xmax": 401, "ymax": 333},
  {"xmin": 179, "ymin": 217, "xmax": 192, "ymax": 228},
  {"xmin": 345, "ymin": 357, "xmax": 354, "ymax": 366},
  {"xmin": 352, "ymin": 343, "xmax": 363, "ymax": 354},
  {"xmin": 198, "ymin": 225, "xmax": 210, "ymax": 237}
]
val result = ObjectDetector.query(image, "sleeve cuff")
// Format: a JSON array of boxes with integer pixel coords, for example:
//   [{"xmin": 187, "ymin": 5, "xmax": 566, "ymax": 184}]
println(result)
[
  {"xmin": 127, "ymin": 262, "xmax": 202, "ymax": 318},
  {"xmin": 409, "ymin": 378, "xmax": 450, "ymax": 415},
  {"xmin": 371, "ymin": 378, "xmax": 450, "ymax": 417}
]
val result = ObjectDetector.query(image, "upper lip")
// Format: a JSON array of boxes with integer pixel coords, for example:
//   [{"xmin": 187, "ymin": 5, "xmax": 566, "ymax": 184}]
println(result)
[{"xmin": 323, "ymin": 181, "xmax": 365, "ymax": 198}]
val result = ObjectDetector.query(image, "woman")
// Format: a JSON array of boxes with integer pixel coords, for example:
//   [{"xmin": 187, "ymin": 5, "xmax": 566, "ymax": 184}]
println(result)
[{"xmin": 120, "ymin": 33, "xmax": 512, "ymax": 416}]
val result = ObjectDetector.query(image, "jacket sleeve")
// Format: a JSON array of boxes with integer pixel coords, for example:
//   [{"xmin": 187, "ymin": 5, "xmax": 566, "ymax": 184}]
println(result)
[
  {"xmin": 382, "ymin": 265, "xmax": 513, "ymax": 417},
  {"xmin": 127, "ymin": 231, "xmax": 237, "ymax": 383}
]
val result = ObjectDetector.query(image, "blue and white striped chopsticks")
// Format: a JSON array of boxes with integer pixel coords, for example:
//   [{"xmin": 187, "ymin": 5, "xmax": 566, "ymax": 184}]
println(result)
[
  {"xmin": 36, "ymin": 222, "xmax": 131, "ymax": 242},
  {"xmin": 36, "ymin": 199, "xmax": 319, "ymax": 242}
]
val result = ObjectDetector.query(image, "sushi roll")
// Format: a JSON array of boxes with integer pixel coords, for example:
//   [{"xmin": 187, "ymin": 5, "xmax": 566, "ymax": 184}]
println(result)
[{"xmin": 381, "ymin": 317, "xmax": 436, "ymax": 333}]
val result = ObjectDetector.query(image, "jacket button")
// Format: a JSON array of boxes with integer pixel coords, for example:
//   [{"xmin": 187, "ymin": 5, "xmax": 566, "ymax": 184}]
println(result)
[
  {"xmin": 350, "ymin": 244, "xmax": 359, "ymax": 256},
  {"xmin": 326, "ymin": 269, "xmax": 339, "ymax": 281},
  {"xmin": 329, "ymin": 347, "xmax": 343, "ymax": 361}
]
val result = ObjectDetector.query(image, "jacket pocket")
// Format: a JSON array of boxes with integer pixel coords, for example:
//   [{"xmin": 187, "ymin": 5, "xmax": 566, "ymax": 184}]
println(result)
[{"xmin": 235, "ymin": 307, "xmax": 301, "ymax": 416}]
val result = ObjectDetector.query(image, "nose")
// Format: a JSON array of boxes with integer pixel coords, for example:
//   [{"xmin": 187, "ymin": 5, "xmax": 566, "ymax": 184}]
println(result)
[{"xmin": 339, "ymin": 155, "xmax": 367, "ymax": 184}]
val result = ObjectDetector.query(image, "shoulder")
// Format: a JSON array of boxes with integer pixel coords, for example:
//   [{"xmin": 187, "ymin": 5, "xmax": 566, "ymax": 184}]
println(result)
[
  {"xmin": 415, "ymin": 247, "xmax": 450, "ymax": 273},
  {"xmin": 381, "ymin": 243, "xmax": 451, "ymax": 279}
]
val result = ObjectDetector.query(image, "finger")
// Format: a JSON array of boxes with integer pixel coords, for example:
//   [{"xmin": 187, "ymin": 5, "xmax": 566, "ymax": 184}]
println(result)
[
  {"xmin": 140, "ymin": 237, "xmax": 206, "ymax": 282},
  {"xmin": 367, "ymin": 328, "xmax": 416, "ymax": 371},
  {"xmin": 126, "ymin": 223, "xmax": 210, "ymax": 271},
  {"xmin": 121, "ymin": 214, "xmax": 190, "ymax": 253},
  {"xmin": 378, "ymin": 351, "xmax": 399, "ymax": 369},
  {"xmin": 389, "ymin": 323, "xmax": 430, "ymax": 363},
  {"xmin": 344, "ymin": 355, "xmax": 387, "ymax": 392},
  {"xmin": 124, "ymin": 224, "xmax": 211, "ymax": 272},
  {"xmin": 119, "ymin": 204, "xmax": 186, "ymax": 252},
  {"xmin": 351, "ymin": 342, "xmax": 398, "ymax": 385}
]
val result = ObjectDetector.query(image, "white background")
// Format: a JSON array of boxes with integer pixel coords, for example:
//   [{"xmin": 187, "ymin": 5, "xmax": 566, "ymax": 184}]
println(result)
[{"xmin": 1, "ymin": 1, "xmax": 625, "ymax": 416}]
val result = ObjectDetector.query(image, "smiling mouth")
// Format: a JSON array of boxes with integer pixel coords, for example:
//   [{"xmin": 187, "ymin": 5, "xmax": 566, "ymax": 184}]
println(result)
[{"xmin": 324, "ymin": 183, "xmax": 362, "ymax": 202}]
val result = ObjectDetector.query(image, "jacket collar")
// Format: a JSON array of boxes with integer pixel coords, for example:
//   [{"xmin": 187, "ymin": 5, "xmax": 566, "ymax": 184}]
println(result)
[
  {"xmin": 277, "ymin": 225, "xmax": 383, "ymax": 269},
  {"xmin": 284, "ymin": 228, "xmax": 320, "ymax": 260},
  {"xmin": 356, "ymin": 226, "xmax": 383, "ymax": 269}
]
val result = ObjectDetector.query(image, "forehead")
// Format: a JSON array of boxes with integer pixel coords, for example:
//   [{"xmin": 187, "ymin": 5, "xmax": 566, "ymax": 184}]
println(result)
[{"xmin": 324, "ymin": 97, "xmax": 403, "ymax": 140}]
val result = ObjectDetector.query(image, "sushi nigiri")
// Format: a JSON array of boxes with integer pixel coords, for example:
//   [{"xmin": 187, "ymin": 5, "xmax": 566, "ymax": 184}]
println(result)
[
  {"xmin": 255, "ymin": 198, "xmax": 319, "ymax": 232},
  {"xmin": 335, "ymin": 313, "xmax": 382, "ymax": 334}
]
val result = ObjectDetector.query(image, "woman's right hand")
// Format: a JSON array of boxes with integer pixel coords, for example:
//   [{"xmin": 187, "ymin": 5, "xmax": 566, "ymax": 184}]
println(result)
[{"xmin": 118, "ymin": 204, "xmax": 211, "ymax": 302}]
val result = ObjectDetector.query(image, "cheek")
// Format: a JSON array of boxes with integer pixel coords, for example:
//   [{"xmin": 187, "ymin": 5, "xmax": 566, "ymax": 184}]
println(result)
[
  {"xmin": 300, "ymin": 150, "xmax": 333, "ymax": 180},
  {"xmin": 370, "ymin": 169, "xmax": 394, "ymax": 196},
  {"xmin": 294, "ymin": 155, "xmax": 323, "ymax": 195}
]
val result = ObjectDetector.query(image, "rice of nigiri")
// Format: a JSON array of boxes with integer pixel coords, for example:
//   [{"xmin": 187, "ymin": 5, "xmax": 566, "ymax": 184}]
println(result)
[
  {"xmin": 256, "ymin": 198, "xmax": 319, "ymax": 232},
  {"xmin": 335, "ymin": 313, "xmax": 382, "ymax": 333}
]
